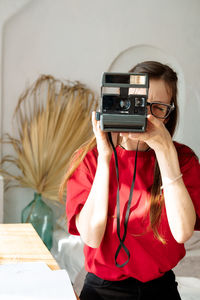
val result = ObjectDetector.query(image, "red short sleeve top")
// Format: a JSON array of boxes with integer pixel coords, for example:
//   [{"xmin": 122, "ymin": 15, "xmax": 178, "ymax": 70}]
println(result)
[{"xmin": 66, "ymin": 142, "xmax": 200, "ymax": 282}]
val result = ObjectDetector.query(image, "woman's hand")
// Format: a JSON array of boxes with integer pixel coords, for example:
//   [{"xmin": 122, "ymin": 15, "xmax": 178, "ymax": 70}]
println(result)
[
  {"xmin": 125, "ymin": 114, "xmax": 173, "ymax": 153},
  {"xmin": 92, "ymin": 111, "xmax": 118, "ymax": 162}
]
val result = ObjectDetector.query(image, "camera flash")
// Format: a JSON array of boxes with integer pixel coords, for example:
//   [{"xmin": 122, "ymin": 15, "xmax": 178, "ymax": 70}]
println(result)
[{"xmin": 130, "ymin": 75, "xmax": 146, "ymax": 85}]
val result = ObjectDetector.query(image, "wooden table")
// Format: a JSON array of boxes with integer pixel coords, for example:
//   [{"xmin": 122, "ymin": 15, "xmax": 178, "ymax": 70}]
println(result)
[{"xmin": 0, "ymin": 223, "xmax": 79, "ymax": 299}]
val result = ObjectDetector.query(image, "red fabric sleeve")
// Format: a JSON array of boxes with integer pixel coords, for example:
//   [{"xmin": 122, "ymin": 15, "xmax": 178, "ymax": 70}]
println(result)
[
  {"xmin": 178, "ymin": 146, "xmax": 200, "ymax": 230},
  {"xmin": 66, "ymin": 163, "xmax": 94, "ymax": 235}
]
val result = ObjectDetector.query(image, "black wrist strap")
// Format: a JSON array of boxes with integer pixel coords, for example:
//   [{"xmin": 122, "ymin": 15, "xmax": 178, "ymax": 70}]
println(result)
[{"xmin": 108, "ymin": 132, "xmax": 138, "ymax": 268}]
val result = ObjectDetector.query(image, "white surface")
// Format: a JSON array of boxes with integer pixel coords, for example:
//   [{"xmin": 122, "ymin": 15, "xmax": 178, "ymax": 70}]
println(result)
[
  {"xmin": 0, "ymin": 262, "xmax": 50, "ymax": 273},
  {"xmin": 51, "ymin": 228, "xmax": 84, "ymax": 283},
  {"xmin": 177, "ymin": 277, "xmax": 200, "ymax": 300},
  {"xmin": 0, "ymin": 262, "xmax": 76, "ymax": 300}
]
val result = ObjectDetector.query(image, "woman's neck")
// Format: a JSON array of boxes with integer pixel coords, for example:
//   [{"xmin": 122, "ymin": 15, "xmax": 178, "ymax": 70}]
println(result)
[{"xmin": 119, "ymin": 138, "xmax": 150, "ymax": 151}]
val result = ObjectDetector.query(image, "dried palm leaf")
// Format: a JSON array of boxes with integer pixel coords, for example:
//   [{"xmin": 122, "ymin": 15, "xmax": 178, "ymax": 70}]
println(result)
[{"xmin": 0, "ymin": 75, "xmax": 98, "ymax": 201}]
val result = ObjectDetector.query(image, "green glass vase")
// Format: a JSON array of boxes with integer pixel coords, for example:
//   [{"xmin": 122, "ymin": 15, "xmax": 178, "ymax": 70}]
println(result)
[{"xmin": 21, "ymin": 192, "xmax": 54, "ymax": 250}]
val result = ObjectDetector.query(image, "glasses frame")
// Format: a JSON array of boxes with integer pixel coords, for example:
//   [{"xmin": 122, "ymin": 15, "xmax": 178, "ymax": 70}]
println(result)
[{"xmin": 146, "ymin": 101, "xmax": 175, "ymax": 119}]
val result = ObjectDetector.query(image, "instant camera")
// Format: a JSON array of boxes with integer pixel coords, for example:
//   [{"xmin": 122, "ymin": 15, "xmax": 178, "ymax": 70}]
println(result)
[{"xmin": 96, "ymin": 72, "xmax": 149, "ymax": 132}]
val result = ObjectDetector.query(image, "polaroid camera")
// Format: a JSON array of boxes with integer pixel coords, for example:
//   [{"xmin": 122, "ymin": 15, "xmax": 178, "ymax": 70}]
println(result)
[{"xmin": 96, "ymin": 72, "xmax": 149, "ymax": 132}]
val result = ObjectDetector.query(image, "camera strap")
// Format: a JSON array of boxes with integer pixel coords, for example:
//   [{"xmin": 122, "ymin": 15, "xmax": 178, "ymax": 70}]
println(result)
[{"xmin": 108, "ymin": 132, "xmax": 138, "ymax": 268}]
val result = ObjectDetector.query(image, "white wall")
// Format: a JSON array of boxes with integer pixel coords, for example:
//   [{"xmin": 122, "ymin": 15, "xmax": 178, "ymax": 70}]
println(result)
[{"xmin": 0, "ymin": 0, "xmax": 200, "ymax": 222}]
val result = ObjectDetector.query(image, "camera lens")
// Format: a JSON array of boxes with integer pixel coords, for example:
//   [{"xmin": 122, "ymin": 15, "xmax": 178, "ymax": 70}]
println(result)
[
  {"xmin": 135, "ymin": 97, "xmax": 145, "ymax": 107},
  {"xmin": 119, "ymin": 99, "xmax": 131, "ymax": 110}
]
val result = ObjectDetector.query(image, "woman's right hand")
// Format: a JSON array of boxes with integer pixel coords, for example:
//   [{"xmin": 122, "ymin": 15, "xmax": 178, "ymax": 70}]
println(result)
[{"xmin": 92, "ymin": 111, "xmax": 118, "ymax": 162}]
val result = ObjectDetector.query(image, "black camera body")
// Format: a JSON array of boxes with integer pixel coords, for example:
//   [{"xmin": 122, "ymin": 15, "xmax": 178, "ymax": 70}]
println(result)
[{"xmin": 96, "ymin": 72, "xmax": 149, "ymax": 132}]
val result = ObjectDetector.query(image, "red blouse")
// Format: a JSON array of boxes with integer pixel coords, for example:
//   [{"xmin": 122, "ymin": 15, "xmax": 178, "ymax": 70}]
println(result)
[{"xmin": 66, "ymin": 142, "xmax": 200, "ymax": 282}]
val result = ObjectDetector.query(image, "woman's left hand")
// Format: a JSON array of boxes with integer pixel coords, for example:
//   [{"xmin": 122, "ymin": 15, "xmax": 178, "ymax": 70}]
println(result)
[{"xmin": 126, "ymin": 114, "xmax": 173, "ymax": 153}]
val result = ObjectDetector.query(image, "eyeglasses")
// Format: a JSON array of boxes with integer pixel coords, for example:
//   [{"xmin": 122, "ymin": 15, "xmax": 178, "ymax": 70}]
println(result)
[{"xmin": 147, "ymin": 102, "xmax": 175, "ymax": 119}]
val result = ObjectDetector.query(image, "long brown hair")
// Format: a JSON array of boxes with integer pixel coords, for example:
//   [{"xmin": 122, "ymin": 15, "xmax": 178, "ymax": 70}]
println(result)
[
  {"xmin": 60, "ymin": 61, "xmax": 178, "ymax": 243},
  {"xmin": 129, "ymin": 61, "xmax": 178, "ymax": 242}
]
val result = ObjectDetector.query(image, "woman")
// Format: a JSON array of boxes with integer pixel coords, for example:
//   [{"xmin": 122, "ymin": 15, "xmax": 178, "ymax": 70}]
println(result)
[{"xmin": 61, "ymin": 61, "xmax": 200, "ymax": 300}]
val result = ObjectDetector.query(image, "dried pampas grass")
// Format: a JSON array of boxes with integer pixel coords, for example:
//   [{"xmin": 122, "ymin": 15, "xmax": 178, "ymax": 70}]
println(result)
[{"xmin": 0, "ymin": 75, "xmax": 98, "ymax": 201}]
